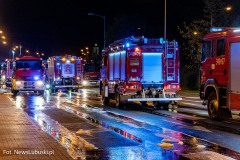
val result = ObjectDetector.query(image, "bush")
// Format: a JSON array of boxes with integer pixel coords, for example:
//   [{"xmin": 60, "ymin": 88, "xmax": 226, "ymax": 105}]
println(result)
[{"xmin": 180, "ymin": 65, "xmax": 199, "ymax": 90}]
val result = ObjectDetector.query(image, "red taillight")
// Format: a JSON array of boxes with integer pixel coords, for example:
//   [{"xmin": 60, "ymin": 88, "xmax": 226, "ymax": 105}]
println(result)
[
  {"xmin": 125, "ymin": 84, "xmax": 138, "ymax": 89},
  {"xmin": 164, "ymin": 84, "xmax": 180, "ymax": 90}
]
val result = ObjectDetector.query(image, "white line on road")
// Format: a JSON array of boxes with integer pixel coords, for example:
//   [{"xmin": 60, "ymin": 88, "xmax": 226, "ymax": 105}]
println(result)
[{"xmin": 180, "ymin": 99, "xmax": 203, "ymax": 103}]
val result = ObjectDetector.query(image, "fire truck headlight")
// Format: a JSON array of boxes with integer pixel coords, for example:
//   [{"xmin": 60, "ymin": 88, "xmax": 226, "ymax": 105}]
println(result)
[
  {"xmin": 34, "ymin": 76, "xmax": 39, "ymax": 80},
  {"xmin": 2, "ymin": 75, "xmax": 6, "ymax": 80},
  {"xmin": 76, "ymin": 76, "xmax": 80, "ymax": 80},
  {"xmin": 82, "ymin": 80, "xmax": 87, "ymax": 85},
  {"xmin": 46, "ymin": 84, "xmax": 51, "ymax": 89},
  {"xmin": 37, "ymin": 80, "xmax": 44, "ymax": 86},
  {"xmin": 16, "ymin": 81, "xmax": 21, "ymax": 85}
]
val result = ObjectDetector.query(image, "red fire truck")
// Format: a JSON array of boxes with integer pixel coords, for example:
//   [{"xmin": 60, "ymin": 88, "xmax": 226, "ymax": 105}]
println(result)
[
  {"xmin": 11, "ymin": 56, "xmax": 45, "ymax": 96},
  {"xmin": 200, "ymin": 27, "xmax": 240, "ymax": 120},
  {"xmin": 0, "ymin": 62, "xmax": 6, "ymax": 86},
  {"xmin": 100, "ymin": 36, "xmax": 182, "ymax": 108},
  {"xmin": 0, "ymin": 59, "xmax": 14, "ymax": 87},
  {"xmin": 46, "ymin": 55, "xmax": 81, "ymax": 92},
  {"xmin": 81, "ymin": 61, "xmax": 100, "ymax": 87},
  {"xmin": 5, "ymin": 59, "xmax": 14, "ymax": 87}
]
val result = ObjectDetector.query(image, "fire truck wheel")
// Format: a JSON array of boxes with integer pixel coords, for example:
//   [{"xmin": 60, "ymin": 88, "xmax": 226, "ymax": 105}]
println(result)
[
  {"xmin": 12, "ymin": 90, "xmax": 18, "ymax": 96},
  {"xmin": 140, "ymin": 101, "xmax": 147, "ymax": 107},
  {"xmin": 207, "ymin": 92, "xmax": 222, "ymax": 120},
  {"xmin": 102, "ymin": 96, "xmax": 109, "ymax": 106},
  {"xmin": 153, "ymin": 102, "xmax": 169, "ymax": 110},
  {"xmin": 101, "ymin": 85, "xmax": 109, "ymax": 106},
  {"xmin": 99, "ymin": 82, "xmax": 102, "ymax": 95},
  {"xmin": 115, "ymin": 92, "xmax": 123, "ymax": 108},
  {"xmin": 38, "ymin": 90, "xmax": 44, "ymax": 95}
]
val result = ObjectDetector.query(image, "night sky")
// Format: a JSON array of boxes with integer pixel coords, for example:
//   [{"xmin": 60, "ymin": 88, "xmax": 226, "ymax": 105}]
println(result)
[{"xmin": 0, "ymin": 0, "xmax": 204, "ymax": 58}]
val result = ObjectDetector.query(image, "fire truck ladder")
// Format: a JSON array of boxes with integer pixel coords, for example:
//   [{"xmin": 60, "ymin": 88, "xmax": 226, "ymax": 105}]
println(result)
[{"xmin": 165, "ymin": 41, "xmax": 176, "ymax": 81}]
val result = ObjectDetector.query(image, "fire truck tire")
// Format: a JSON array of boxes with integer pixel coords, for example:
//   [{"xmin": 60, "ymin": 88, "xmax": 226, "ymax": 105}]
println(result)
[
  {"xmin": 12, "ymin": 90, "xmax": 18, "ymax": 96},
  {"xmin": 115, "ymin": 92, "xmax": 123, "ymax": 108},
  {"xmin": 51, "ymin": 88, "xmax": 58, "ymax": 93},
  {"xmin": 101, "ymin": 84, "xmax": 109, "ymax": 106},
  {"xmin": 99, "ymin": 82, "xmax": 102, "ymax": 95},
  {"xmin": 153, "ymin": 102, "xmax": 169, "ymax": 110},
  {"xmin": 140, "ymin": 101, "xmax": 147, "ymax": 107},
  {"xmin": 102, "ymin": 96, "xmax": 109, "ymax": 106},
  {"xmin": 38, "ymin": 90, "xmax": 44, "ymax": 95},
  {"xmin": 207, "ymin": 92, "xmax": 222, "ymax": 120}
]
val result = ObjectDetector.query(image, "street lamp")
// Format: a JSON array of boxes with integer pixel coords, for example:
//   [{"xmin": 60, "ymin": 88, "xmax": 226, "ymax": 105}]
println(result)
[
  {"xmin": 88, "ymin": 12, "xmax": 106, "ymax": 48},
  {"xmin": 164, "ymin": 0, "xmax": 166, "ymax": 41},
  {"xmin": 19, "ymin": 45, "xmax": 22, "ymax": 56},
  {"xmin": 13, "ymin": 45, "xmax": 22, "ymax": 56},
  {"xmin": 210, "ymin": 6, "xmax": 232, "ymax": 27}
]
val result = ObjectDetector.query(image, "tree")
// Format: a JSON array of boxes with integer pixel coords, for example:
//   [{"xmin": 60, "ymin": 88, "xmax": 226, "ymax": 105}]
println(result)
[
  {"xmin": 204, "ymin": 0, "xmax": 238, "ymax": 27},
  {"xmin": 177, "ymin": 0, "xmax": 239, "ymax": 90},
  {"xmin": 178, "ymin": 19, "xmax": 209, "ymax": 68}
]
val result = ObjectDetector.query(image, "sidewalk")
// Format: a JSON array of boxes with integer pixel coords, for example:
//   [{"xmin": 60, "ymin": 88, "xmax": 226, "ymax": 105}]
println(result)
[{"xmin": 0, "ymin": 93, "xmax": 74, "ymax": 160}]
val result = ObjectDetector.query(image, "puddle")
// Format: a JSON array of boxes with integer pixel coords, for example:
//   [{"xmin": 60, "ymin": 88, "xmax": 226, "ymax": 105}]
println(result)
[{"xmin": 33, "ymin": 112, "xmax": 103, "ymax": 159}]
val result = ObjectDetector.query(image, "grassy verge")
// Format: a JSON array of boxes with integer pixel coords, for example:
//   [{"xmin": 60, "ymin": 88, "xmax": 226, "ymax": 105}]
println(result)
[{"xmin": 178, "ymin": 89, "xmax": 199, "ymax": 97}]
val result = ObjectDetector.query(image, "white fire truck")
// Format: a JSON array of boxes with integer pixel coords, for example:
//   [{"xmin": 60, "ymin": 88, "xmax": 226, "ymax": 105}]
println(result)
[
  {"xmin": 100, "ymin": 36, "xmax": 182, "ymax": 108},
  {"xmin": 200, "ymin": 27, "xmax": 240, "ymax": 120},
  {"xmin": 46, "ymin": 55, "xmax": 82, "ymax": 92}
]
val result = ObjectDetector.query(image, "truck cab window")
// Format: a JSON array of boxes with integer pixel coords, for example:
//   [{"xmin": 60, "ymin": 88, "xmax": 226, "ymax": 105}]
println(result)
[
  {"xmin": 201, "ymin": 41, "xmax": 211, "ymax": 61},
  {"xmin": 217, "ymin": 39, "xmax": 225, "ymax": 56}
]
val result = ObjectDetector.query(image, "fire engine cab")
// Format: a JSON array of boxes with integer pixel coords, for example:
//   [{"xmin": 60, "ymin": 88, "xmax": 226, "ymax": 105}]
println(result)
[
  {"xmin": 81, "ymin": 61, "xmax": 100, "ymax": 87},
  {"xmin": 100, "ymin": 36, "xmax": 182, "ymax": 108},
  {"xmin": 200, "ymin": 27, "xmax": 240, "ymax": 120},
  {"xmin": 11, "ymin": 56, "xmax": 45, "ymax": 95},
  {"xmin": 46, "ymin": 55, "xmax": 81, "ymax": 92}
]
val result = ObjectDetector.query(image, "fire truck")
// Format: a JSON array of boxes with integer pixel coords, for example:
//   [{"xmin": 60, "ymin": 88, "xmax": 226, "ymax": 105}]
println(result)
[
  {"xmin": 100, "ymin": 36, "xmax": 182, "ymax": 108},
  {"xmin": 81, "ymin": 61, "xmax": 100, "ymax": 87},
  {"xmin": 5, "ymin": 59, "xmax": 14, "ymax": 87},
  {"xmin": 0, "ymin": 62, "xmax": 6, "ymax": 86},
  {"xmin": 11, "ymin": 56, "xmax": 45, "ymax": 96},
  {"xmin": 46, "ymin": 55, "xmax": 81, "ymax": 92},
  {"xmin": 200, "ymin": 27, "xmax": 240, "ymax": 120}
]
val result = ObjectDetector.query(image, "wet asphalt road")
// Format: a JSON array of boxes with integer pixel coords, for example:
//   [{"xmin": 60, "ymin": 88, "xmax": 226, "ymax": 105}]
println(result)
[{"xmin": 5, "ymin": 88, "xmax": 240, "ymax": 160}]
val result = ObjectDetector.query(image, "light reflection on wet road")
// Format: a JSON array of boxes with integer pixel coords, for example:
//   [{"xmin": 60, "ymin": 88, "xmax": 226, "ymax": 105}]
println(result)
[{"xmin": 7, "ymin": 89, "xmax": 240, "ymax": 160}]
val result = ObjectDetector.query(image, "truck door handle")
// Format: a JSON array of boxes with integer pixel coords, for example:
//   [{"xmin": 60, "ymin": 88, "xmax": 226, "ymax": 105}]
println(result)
[
  {"xmin": 209, "ymin": 69, "xmax": 212, "ymax": 75},
  {"xmin": 223, "ymin": 69, "xmax": 226, "ymax": 75}
]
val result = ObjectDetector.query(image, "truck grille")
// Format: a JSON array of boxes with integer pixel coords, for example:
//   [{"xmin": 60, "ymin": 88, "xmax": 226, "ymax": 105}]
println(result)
[
  {"xmin": 23, "ymin": 81, "xmax": 35, "ymax": 89},
  {"xmin": 22, "ymin": 76, "xmax": 35, "ymax": 81}
]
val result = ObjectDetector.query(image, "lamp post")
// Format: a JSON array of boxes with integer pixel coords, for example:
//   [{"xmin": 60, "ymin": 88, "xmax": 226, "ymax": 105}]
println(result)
[
  {"xmin": 88, "ymin": 12, "xmax": 106, "ymax": 48},
  {"xmin": 210, "ymin": 6, "xmax": 232, "ymax": 27},
  {"xmin": 164, "ymin": 0, "xmax": 166, "ymax": 41},
  {"xmin": 19, "ymin": 45, "xmax": 22, "ymax": 56}
]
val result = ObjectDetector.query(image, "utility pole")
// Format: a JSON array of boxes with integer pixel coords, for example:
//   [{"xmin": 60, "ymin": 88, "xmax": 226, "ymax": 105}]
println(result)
[{"xmin": 164, "ymin": 0, "xmax": 166, "ymax": 41}]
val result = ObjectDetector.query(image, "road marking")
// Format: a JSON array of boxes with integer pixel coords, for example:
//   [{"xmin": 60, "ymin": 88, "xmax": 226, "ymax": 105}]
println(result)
[{"xmin": 180, "ymin": 99, "xmax": 203, "ymax": 103}]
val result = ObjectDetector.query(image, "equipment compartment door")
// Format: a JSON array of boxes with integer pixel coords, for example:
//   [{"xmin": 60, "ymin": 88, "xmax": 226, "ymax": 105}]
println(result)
[
  {"xmin": 142, "ymin": 53, "xmax": 163, "ymax": 83},
  {"xmin": 229, "ymin": 42, "xmax": 240, "ymax": 110}
]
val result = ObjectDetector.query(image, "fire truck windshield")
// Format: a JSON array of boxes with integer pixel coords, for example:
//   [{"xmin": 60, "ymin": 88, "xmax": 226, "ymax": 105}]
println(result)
[
  {"xmin": 201, "ymin": 41, "xmax": 212, "ymax": 61},
  {"xmin": 84, "ymin": 65, "xmax": 95, "ymax": 72},
  {"xmin": 16, "ymin": 60, "xmax": 42, "ymax": 70}
]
